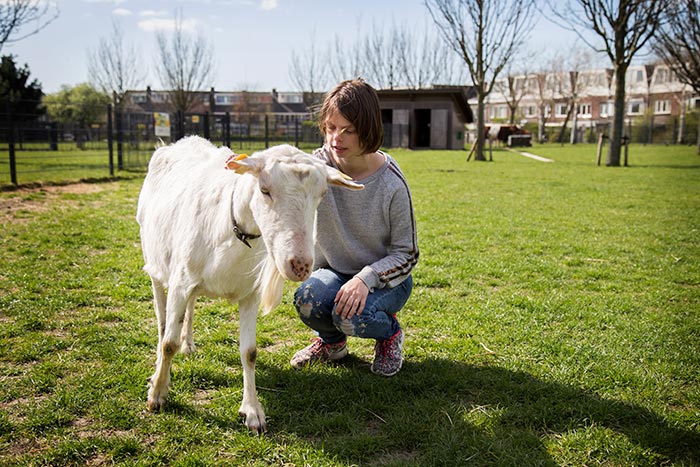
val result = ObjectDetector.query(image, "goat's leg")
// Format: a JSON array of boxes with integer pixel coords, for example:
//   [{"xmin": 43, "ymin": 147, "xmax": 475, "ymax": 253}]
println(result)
[
  {"xmin": 180, "ymin": 295, "xmax": 196, "ymax": 354},
  {"xmin": 237, "ymin": 296, "xmax": 266, "ymax": 433},
  {"xmin": 148, "ymin": 284, "xmax": 189, "ymax": 411},
  {"xmin": 151, "ymin": 279, "xmax": 167, "ymax": 368}
]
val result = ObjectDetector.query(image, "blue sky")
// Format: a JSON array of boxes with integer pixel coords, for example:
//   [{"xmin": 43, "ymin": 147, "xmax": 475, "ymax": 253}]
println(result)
[{"xmin": 5, "ymin": 0, "xmax": 585, "ymax": 95}]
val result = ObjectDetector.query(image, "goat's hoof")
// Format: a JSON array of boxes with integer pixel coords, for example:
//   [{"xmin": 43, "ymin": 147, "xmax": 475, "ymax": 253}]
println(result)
[
  {"xmin": 239, "ymin": 407, "xmax": 267, "ymax": 434},
  {"xmin": 147, "ymin": 397, "xmax": 165, "ymax": 412},
  {"xmin": 180, "ymin": 340, "xmax": 196, "ymax": 355}
]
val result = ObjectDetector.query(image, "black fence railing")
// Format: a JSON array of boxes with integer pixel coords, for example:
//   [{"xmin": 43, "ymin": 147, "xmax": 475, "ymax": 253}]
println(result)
[{"xmin": 0, "ymin": 105, "xmax": 324, "ymax": 187}]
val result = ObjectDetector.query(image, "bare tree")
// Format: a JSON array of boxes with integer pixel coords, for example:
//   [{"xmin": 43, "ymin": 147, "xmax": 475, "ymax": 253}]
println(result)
[
  {"xmin": 652, "ymin": 0, "xmax": 700, "ymax": 155},
  {"xmin": 288, "ymin": 29, "xmax": 330, "ymax": 107},
  {"xmin": 0, "ymin": 0, "xmax": 58, "ymax": 53},
  {"xmin": 397, "ymin": 23, "xmax": 466, "ymax": 89},
  {"xmin": 87, "ymin": 21, "xmax": 146, "ymax": 110},
  {"xmin": 547, "ymin": 0, "xmax": 670, "ymax": 166},
  {"xmin": 426, "ymin": 0, "xmax": 537, "ymax": 161},
  {"xmin": 155, "ymin": 12, "xmax": 216, "ymax": 113},
  {"xmin": 533, "ymin": 69, "xmax": 558, "ymax": 143},
  {"xmin": 494, "ymin": 51, "xmax": 538, "ymax": 125},
  {"xmin": 553, "ymin": 47, "xmax": 595, "ymax": 143}
]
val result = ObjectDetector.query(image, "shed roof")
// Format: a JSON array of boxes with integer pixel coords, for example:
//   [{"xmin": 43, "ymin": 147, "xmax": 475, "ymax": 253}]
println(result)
[{"xmin": 376, "ymin": 86, "xmax": 475, "ymax": 123}]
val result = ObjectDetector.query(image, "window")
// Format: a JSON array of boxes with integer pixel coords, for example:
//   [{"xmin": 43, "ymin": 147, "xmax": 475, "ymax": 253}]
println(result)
[
  {"xmin": 521, "ymin": 105, "xmax": 537, "ymax": 117},
  {"xmin": 555, "ymin": 103, "xmax": 568, "ymax": 117},
  {"xmin": 131, "ymin": 94, "xmax": 146, "ymax": 103},
  {"xmin": 600, "ymin": 102, "xmax": 613, "ymax": 117},
  {"xmin": 577, "ymin": 103, "xmax": 592, "ymax": 117},
  {"xmin": 489, "ymin": 105, "xmax": 508, "ymax": 120},
  {"xmin": 627, "ymin": 100, "xmax": 644, "ymax": 115},
  {"xmin": 654, "ymin": 99, "xmax": 670, "ymax": 114},
  {"xmin": 655, "ymin": 68, "xmax": 669, "ymax": 84}
]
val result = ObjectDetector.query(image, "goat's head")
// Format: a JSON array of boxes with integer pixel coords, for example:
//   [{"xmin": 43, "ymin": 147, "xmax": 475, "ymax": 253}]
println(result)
[{"xmin": 229, "ymin": 144, "xmax": 363, "ymax": 284}]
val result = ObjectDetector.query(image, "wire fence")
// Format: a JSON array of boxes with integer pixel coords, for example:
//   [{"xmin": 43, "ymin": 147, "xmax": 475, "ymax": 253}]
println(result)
[{"xmin": 0, "ymin": 105, "xmax": 324, "ymax": 187}]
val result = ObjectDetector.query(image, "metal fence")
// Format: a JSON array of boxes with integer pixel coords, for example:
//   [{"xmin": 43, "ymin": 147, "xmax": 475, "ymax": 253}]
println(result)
[{"xmin": 0, "ymin": 105, "xmax": 324, "ymax": 187}]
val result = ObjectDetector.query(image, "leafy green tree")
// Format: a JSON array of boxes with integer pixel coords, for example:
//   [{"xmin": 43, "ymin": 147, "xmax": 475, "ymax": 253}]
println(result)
[
  {"xmin": 44, "ymin": 83, "xmax": 110, "ymax": 126},
  {"xmin": 43, "ymin": 83, "xmax": 110, "ymax": 144},
  {"xmin": 0, "ymin": 54, "xmax": 43, "ymax": 124}
]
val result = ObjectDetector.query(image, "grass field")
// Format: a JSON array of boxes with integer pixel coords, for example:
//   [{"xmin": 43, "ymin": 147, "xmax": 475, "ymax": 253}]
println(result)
[{"xmin": 0, "ymin": 143, "xmax": 698, "ymax": 466}]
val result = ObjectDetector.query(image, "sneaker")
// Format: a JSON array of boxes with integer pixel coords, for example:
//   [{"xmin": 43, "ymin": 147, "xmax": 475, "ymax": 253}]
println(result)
[
  {"xmin": 290, "ymin": 338, "xmax": 348, "ymax": 368},
  {"xmin": 371, "ymin": 329, "xmax": 404, "ymax": 376}
]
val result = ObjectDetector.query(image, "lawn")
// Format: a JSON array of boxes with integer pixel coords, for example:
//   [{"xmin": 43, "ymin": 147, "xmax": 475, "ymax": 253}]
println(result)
[{"xmin": 0, "ymin": 143, "xmax": 698, "ymax": 466}]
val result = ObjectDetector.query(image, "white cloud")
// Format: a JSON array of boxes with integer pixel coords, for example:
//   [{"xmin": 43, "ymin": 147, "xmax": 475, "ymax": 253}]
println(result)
[
  {"xmin": 138, "ymin": 18, "xmax": 200, "ymax": 33},
  {"xmin": 260, "ymin": 0, "xmax": 277, "ymax": 10},
  {"xmin": 83, "ymin": 0, "xmax": 127, "ymax": 4},
  {"xmin": 112, "ymin": 8, "xmax": 133, "ymax": 16},
  {"xmin": 140, "ymin": 10, "xmax": 168, "ymax": 17}
]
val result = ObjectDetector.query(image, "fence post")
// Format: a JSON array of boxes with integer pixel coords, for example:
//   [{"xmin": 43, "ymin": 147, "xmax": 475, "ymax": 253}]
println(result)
[
  {"xmin": 116, "ymin": 109, "xmax": 124, "ymax": 170},
  {"xmin": 107, "ymin": 104, "xmax": 114, "ymax": 176},
  {"xmin": 295, "ymin": 116, "xmax": 299, "ymax": 147},
  {"xmin": 9, "ymin": 120, "xmax": 17, "ymax": 185},
  {"xmin": 203, "ymin": 112, "xmax": 210, "ymax": 140},
  {"xmin": 224, "ymin": 112, "xmax": 231, "ymax": 148},
  {"xmin": 264, "ymin": 114, "xmax": 269, "ymax": 149},
  {"xmin": 177, "ymin": 110, "xmax": 184, "ymax": 141},
  {"xmin": 596, "ymin": 133, "xmax": 606, "ymax": 166}
]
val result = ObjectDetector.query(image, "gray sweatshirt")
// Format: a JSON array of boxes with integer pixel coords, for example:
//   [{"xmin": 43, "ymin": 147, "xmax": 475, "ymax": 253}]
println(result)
[{"xmin": 312, "ymin": 146, "xmax": 419, "ymax": 291}]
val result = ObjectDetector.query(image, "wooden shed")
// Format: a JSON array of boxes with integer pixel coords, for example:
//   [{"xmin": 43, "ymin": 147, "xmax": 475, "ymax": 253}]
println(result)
[{"xmin": 377, "ymin": 86, "xmax": 474, "ymax": 150}]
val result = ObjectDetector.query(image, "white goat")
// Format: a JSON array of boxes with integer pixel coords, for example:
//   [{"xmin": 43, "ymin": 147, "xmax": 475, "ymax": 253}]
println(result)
[{"xmin": 136, "ymin": 136, "xmax": 362, "ymax": 432}]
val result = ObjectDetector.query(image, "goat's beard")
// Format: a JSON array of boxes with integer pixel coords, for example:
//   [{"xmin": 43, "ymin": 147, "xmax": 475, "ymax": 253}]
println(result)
[{"xmin": 257, "ymin": 255, "xmax": 285, "ymax": 315}]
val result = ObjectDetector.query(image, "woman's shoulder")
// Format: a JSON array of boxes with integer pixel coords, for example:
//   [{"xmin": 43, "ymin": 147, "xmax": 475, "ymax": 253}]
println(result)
[{"xmin": 378, "ymin": 151, "xmax": 410, "ymax": 188}]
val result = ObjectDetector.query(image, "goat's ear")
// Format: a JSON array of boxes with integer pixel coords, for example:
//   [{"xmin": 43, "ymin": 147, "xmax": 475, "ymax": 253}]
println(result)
[
  {"xmin": 226, "ymin": 154, "xmax": 264, "ymax": 175},
  {"xmin": 326, "ymin": 166, "xmax": 364, "ymax": 190}
]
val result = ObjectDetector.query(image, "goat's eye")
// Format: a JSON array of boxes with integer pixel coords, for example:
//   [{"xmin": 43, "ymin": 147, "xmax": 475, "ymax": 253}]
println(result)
[{"xmin": 260, "ymin": 186, "xmax": 271, "ymax": 197}]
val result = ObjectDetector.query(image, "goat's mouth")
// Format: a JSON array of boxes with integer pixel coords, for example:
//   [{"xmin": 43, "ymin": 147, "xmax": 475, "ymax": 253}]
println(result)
[{"xmin": 286, "ymin": 257, "xmax": 312, "ymax": 282}]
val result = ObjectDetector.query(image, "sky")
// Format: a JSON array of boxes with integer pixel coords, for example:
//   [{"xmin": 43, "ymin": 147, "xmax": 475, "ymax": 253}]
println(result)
[{"xmin": 4, "ymin": 0, "xmax": 593, "ymax": 95}]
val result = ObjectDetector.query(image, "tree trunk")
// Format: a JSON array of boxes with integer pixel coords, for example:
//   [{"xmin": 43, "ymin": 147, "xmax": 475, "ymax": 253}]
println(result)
[
  {"xmin": 696, "ymin": 116, "xmax": 700, "ymax": 156},
  {"xmin": 608, "ymin": 63, "xmax": 627, "ymax": 167},
  {"xmin": 677, "ymin": 98, "xmax": 685, "ymax": 144},
  {"xmin": 475, "ymin": 92, "xmax": 486, "ymax": 161},
  {"xmin": 557, "ymin": 104, "xmax": 574, "ymax": 143}
]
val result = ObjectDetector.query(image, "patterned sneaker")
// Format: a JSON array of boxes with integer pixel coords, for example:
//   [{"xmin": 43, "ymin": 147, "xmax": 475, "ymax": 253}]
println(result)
[
  {"xmin": 290, "ymin": 338, "xmax": 348, "ymax": 368},
  {"xmin": 371, "ymin": 329, "xmax": 404, "ymax": 376}
]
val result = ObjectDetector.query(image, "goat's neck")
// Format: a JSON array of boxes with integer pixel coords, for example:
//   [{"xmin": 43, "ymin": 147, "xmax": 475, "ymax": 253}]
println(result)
[{"xmin": 231, "ymin": 176, "xmax": 261, "ymax": 238}]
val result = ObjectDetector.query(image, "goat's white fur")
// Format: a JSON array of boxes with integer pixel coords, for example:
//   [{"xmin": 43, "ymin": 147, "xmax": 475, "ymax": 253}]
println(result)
[{"xmin": 136, "ymin": 136, "xmax": 362, "ymax": 432}]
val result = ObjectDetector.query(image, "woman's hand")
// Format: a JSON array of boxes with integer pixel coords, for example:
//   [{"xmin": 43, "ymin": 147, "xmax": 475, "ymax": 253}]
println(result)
[{"xmin": 334, "ymin": 277, "xmax": 369, "ymax": 320}]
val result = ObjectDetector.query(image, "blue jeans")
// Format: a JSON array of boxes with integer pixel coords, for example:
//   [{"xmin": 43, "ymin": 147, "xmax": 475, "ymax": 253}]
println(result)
[{"xmin": 294, "ymin": 268, "xmax": 413, "ymax": 345}]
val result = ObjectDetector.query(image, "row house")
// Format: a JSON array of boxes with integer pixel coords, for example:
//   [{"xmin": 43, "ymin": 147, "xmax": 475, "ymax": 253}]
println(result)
[
  {"xmin": 123, "ymin": 87, "xmax": 316, "ymax": 138},
  {"xmin": 483, "ymin": 63, "xmax": 699, "ymax": 142}
]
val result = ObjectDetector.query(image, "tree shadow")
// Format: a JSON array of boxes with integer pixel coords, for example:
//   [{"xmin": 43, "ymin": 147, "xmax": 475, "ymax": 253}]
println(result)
[
  {"xmin": 168, "ymin": 356, "xmax": 699, "ymax": 466},
  {"xmin": 257, "ymin": 357, "xmax": 699, "ymax": 466}
]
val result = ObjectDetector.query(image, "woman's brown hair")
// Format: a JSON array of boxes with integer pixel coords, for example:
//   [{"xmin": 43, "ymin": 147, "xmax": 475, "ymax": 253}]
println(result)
[{"xmin": 318, "ymin": 79, "xmax": 384, "ymax": 154}]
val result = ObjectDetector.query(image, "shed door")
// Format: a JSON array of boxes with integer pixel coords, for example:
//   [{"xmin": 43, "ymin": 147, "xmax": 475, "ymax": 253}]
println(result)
[{"xmin": 430, "ymin": 109, "xmax": 448, "ymax": 149}]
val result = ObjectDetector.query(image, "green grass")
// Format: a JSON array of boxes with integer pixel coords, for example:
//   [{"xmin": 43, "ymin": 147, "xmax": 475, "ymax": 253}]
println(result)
[{"xmin": 0, "ymin": 143, "xmax": 698, "ymax": 466}]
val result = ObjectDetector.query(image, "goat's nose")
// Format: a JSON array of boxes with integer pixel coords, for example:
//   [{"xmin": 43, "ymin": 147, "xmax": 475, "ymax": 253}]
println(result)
[{"xmin": 289, "ymin": 257, "xmax": 311, "ymax": 281}]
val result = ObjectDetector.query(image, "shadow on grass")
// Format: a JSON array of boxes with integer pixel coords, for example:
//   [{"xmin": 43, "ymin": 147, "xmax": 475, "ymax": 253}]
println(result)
[
  {"xmin": 164, "ymin": 355, "xmax": 700, "ymax": 466},
  {"xmin": 270, "ymin": 359, "xmax": 700, "ymax": 465}
]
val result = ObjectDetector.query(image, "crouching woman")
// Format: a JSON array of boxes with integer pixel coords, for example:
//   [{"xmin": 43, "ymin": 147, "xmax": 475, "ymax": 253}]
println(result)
[{"xmin": 290, "ymin": 79, "xmax": 419, "ymax": 376}]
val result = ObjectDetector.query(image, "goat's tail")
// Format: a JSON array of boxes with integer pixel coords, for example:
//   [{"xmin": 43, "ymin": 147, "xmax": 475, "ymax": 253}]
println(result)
[{"xmin": 258, "ymin": 255, "xmax": 285, "ymax": 315}]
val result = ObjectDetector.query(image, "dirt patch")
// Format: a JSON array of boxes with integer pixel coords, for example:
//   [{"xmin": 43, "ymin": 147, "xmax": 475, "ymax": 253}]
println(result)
[{"xmin": 0, "ymin": 183, "xmax": 107, "ymax": 223}]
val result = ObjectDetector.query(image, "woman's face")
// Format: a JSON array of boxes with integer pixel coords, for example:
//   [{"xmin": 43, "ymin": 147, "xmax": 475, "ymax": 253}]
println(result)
[{"xmin": 324, "ymin": 111, "xmax": 364, "ymax": 161}]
